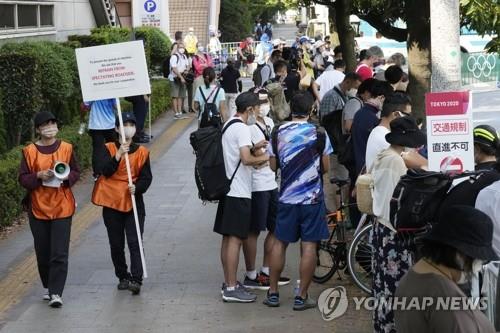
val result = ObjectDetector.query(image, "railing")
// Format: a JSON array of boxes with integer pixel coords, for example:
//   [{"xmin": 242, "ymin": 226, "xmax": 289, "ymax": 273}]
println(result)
[{"xmin": 461, "ymin": 52, "xmax": 499, "ymax": 86}]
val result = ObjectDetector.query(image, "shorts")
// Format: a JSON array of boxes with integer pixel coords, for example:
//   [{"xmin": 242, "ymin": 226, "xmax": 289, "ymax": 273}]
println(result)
[
  {"xmin": 329, "ymin": 154, "xmax": 349, "ymax": 181},
  {"xmin": 170, "ymin": 79, "xmax": 187, "ymax": 98},
  {"xmin": 250, "ymin": 189, "xmax": 278, "ymax": 233},
  {"xmin": 274, "ymin": 202, "xmax": 329, "ymax": 243},
  {"xmin": 214, "ymin": 196, "xmax": 252, "ymax": 239}
]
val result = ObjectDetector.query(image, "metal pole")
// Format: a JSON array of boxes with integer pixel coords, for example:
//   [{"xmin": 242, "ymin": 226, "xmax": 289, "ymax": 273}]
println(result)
[
  {"xmin": 430, "ymin": 0, "xmax": 461, "ymax": 92},
  {"xmin": 148, "ymin": 94, "xmax": 152, "ymax": 139},
  {"xmin": 115, "ymin": 98, "xmax": 148, "ymax": 278}
]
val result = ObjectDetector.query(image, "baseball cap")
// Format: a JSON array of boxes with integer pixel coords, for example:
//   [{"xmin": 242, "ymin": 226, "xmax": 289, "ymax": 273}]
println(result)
[
  {"xmin": 34, "ymin": 111, "xmax": 57, "ymax": 128},
  {"xmin": 235, "ymin": 92, "xmax": 266, "ymax": 112},
  {"xmin": 115, "ymin": 112, "xmax": 136, "ymax": 127}
]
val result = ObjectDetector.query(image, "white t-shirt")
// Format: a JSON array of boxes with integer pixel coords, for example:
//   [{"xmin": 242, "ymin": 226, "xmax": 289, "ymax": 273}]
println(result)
[
  {"xmin": 365, "ymin": 125, "xmax": 390, "ymax": 171},
  {"xmin": 168, "ymin": 53, "xmax": 189, "ymax": 81},
  {"xmin": 250, "ymin": 117, "xmax": 277, "ymax": 192},
  {"xmin": 476, "ymin": 180, "xmax": 500, "ymax": 257},
  {"xmin": 222, "ymin": 116, "xmax": 253, "ymax": 198},
  {"xmin": 316, "ymin": 69, "xmax": 345, "ymax": 101}
]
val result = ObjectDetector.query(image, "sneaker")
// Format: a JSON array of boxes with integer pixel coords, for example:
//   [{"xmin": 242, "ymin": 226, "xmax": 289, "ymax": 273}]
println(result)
[
  {"xmin": 221, "ymin": 281, "xmax": 248, "ymax": 295},
  {"xmin": 174, "ymin": 113, "xmax": 181, "ymax": 119},
  {"xmin": 48, "ymin": 294, "xmax": 63, "ymax": 308},
  {"xmin": 263, "ymin": 291, "xmax": 280, "ymax": 307},
  {"xmin": 260, "ymin": 272, "xmax": 291, "ymax": 286},
  {"xmin": 117, "ymin": 279, "xmax": 129, "ymax": 290},
  {"xmin": 222, "ymin": 284, "xmax": 257, "ymax": 303},
  {"xmin": 293, "ymin": 295, "xmax": 316, "ymax": 311},
  {"xmin": 243, "ymin": 273, "xmax": 270, "ymax": 290},
  {"xmin": 128, "ymin": 281, "xmax": 141, "ymax": 295},
  {"xmin": 43, "ymin": 291, "xmax": 50, "ymax": 301}
]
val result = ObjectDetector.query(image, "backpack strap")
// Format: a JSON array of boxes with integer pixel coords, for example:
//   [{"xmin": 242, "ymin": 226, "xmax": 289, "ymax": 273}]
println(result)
[
  {"xmin": 316, "ymin": 126, "xmax": 327, "ymax": 180},
  {"xmin": 199, "ymin": 86, "xmax": 208, "ymax": 103},
  {"xmin": 255, "ymin": 122, "xmax": 270, "ymax": 141},
  {"xmin": 222, "ymin": 118, "xmax": 244, "ymax": 184},
  {"xmin": 271, "ymin": 125, "xmax": 280, "ymax": 169}
]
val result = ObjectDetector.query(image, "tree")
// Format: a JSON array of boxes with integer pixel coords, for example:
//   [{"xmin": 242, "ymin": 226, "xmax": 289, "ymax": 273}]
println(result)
[{"xmin": 306, "ymin": 0, "xmax": 499, "ymax": 119}]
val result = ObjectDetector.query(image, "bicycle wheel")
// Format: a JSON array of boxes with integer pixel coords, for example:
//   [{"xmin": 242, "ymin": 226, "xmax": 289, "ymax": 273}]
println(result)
[
  {"xmin": 313, "ymin": 241, "xmax": 338, "ymax": 284},
  {"xmin": 348, "ymin": 224, "xmax": 373, "ymax": 294}
]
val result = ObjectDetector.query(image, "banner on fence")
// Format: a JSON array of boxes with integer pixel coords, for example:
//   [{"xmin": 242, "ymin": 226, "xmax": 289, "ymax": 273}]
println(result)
[{"xmin": 75, "ymin": 41, "xmax": 151, "ymax": 102}]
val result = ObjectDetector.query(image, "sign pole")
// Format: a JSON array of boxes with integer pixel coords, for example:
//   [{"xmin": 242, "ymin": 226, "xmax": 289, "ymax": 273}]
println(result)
[{"xmin": 116, "ymin": 99, "xmax": 148, "ymax": 278}]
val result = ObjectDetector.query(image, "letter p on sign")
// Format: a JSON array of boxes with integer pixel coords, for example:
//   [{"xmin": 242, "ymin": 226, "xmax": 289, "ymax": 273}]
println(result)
[{"xmin": 144, "ymin": 0, "xmax": 156, "ymax": 12}]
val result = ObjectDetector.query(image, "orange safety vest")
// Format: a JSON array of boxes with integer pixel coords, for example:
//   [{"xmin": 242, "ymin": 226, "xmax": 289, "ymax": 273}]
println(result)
[
  {"xmin": 23, "ymin": 141, "xmax": 76, "ymax": 220},
  {"xmin": 92, "ymin": 143, "xmax": 149, "ymax": 213}
]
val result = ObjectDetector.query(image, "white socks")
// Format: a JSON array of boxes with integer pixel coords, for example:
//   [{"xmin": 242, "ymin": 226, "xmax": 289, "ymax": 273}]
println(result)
[
  {"xmin": 261, "ymin": 267, "xmax": 270, "ymax": 276},
  {"xmin": 246, "ymin": 270, "xmax": 257, "ymax": 280}
]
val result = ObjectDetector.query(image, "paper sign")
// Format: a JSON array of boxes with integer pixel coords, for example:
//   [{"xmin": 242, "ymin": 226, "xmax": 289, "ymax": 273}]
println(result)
[
  {"xmin": 426, "ymin": 91, "xmax": 474, "ymax": 173},
  {"xmin": 76, "ymin": 41, "xmax": 151, "ymax": 102}
]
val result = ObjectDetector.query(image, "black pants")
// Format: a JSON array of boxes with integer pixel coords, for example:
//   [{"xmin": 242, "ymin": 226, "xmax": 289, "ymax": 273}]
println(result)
[
  {"xmin": 29, "ymin": 214, "xmax": 72, "ymax": 296},
  {"xmin": 103, "ymin": 208, "xmax": 145, "ymax": 284},
  {"xmin": 89, "ymin": 129, "xmax": 116, "ymax": 174}
]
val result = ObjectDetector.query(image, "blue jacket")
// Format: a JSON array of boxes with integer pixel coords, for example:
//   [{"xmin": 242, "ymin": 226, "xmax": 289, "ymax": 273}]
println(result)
[{"xmin": 351, "ymin": 103, "xmax": 380, "ymax": 174}]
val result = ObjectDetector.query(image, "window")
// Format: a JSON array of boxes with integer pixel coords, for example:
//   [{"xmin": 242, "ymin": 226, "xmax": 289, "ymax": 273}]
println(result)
[
  {"xmin": 40, "ymin": 6, "xmax": 53, "ymax": 27},
  {"xmin": 0, "ymin": 3, "xmax": 55, "ymax": 32},
  {"xmin": 0, "ymin": 4, "xmax": 15, "ymax": 30},
  {"xmin": 18, "ymin": 5, "xmax": 38, "ymax": 28}
]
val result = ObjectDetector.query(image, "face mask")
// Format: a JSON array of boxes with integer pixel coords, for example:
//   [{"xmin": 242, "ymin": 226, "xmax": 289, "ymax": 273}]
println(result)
[
  {"xmin": 179, "ymin": 48, "xmax": 185, "ymax": 54},
  {"xmin": 198, "ymin": 46, "xmax": 204, "ymax": 52},
  {"xmin": 369, "ymin": 97, "xmax": 384, "ymax": 111},
  {"xmin": 122, "ymin": 126, "xmax": 136, "ymax": 139},
  {"xmin": 457, "ymin": 272, "xmax": 469, "ymax": 284},
  {"xmin": 347, "ymin": 88, "xmax": 357, "ymax": 98},
  {"xmin": 247, "ymin": 112, "xmax": 256, "ymax": 125},
  {"xmin": 260, "ymin": 104, "xmax": 270, "ymax": 117},
  {"xmin": 472, "ymin": 259, "xmax": 483, "ymax": 275},
  {"xmin": 41, "ymin": 125, "xmax": 58, "ymax": 138}
]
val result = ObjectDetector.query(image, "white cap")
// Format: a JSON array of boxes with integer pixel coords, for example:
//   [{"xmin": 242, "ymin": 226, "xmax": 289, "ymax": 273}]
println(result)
[
  {"xmin": 313, "ymin": 40, "xmax": 326, "ymax": 49},
  {"xmin": 272, "ymin": 39, "xmax": 281, "ymax": 46}
]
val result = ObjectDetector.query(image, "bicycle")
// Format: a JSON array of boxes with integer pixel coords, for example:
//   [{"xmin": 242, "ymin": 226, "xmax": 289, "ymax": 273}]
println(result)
[{"xmin": 313, "ymin": 178, "xmax": 373, "ymax": 294}]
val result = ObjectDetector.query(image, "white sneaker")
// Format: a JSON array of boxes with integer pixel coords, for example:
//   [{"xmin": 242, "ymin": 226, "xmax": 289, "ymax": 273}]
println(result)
[
  {"xmin": 174, "ymin": 113, "xmax": 181, "ymax": 119},
  {"xmin": 48, "ymin": 294, "xmax": 63, "ymax": 308},
  {"xmin": 43, "ymin": 291, "xmax": 50, "ymax": 301}
]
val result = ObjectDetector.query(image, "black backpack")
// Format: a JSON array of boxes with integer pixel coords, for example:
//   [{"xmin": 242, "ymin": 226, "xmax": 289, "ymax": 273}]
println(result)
[
  {"xmin": 162, "ymin": 54, "xmax": 178, "ymax": 78},
  {"xmin": 389, "ymin": 169, "xmax": 471, "ymax": 232},
  {"xmin": 271, "ymin": 124, "xmax": 326, "ymax": 172},
  {"xmin": 190, "ymin": 119, "xmax": 242, "ymax": 202},
  {"xmin": 252, "ymin": 63, "xmax": 269, "ymax": 87},
  {"xmin": 199, "ymin": 87, "xmax": 222, "ymax": 128}
]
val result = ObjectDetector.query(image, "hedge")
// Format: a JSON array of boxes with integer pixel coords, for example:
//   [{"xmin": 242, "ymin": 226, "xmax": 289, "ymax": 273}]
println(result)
[
  {"xmin": 0, "ymin": 123, "xmax": 92, "ymax": 227},
  {"xmin": 121, "ymin": 79, "xmax": 172, "ymax": 121}
]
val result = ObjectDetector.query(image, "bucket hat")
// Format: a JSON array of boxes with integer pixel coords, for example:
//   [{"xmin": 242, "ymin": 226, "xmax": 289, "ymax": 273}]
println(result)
[{"xmin": 385, "ymin": 117, "xmax": 426, "ymax": 148}]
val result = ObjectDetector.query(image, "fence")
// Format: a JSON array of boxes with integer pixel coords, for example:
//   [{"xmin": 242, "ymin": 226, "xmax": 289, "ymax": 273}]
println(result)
[{"xmin": 461, "ymin": 52, "xmax": 499, "ymax": 87}]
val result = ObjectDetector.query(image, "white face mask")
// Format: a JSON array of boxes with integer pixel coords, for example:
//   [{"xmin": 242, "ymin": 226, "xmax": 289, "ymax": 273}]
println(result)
[
  {"xmin": 198, "ymin": 46, "xmax": 205, "ymax": 53},
  {"xmin": 122, "ymin": 126, "xmax": 136, "ymax": 139},
  {"xmin": 247, "ymin": 112, "xmax": 256, "ymax": 125},
  {"xmin": 347, "ymin": 88, "xmax": 357, "ymax": 98},
  {"xmin": 179, "ymin": 48, "xmax": 185, "ymax": 54},
  {"xmin": 40, "ymin": 124, "xmax": 58, "ymax": 138},
  {"xmin": 260, "ymin": 104, "xmax": 270, "ymax": 117}
]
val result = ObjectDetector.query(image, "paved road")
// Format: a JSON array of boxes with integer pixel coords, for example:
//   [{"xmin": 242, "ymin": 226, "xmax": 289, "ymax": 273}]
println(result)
[{"xmin": 0, "ymin": 112, "xmax": 371, "ymax": 333}]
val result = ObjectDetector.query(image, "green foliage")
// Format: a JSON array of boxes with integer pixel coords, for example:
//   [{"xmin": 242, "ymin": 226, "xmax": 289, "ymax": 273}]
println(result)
[
  {"xmin": 90, "ymin": 26, "xmax": 131, "ymax": 44},
  {"xmin": 0, "ymin": 46, "xmax": 42, "ymax": 147},
  {"xmin": 135, "ymin": 27, "xmax": 172, "ymax": 74},
  {"xmin": 120, "ymin": 79, "xmax": 171, "ymax": 121},
  {"xmin": 460, "ymin": 0, "xmax": 500, "ymax": 52},
  {"xmin": 220, "ymin": 0, "xmax": 253, "ymax": 42}
]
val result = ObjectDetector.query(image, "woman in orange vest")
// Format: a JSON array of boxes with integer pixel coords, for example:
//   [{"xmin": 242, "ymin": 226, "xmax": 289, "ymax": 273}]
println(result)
[
  {"xmin": 19, "ymin": 111, "xmax": 80, "ymax": 308},
  {"xmin": 92, "ymin": 112, "xmax": 152, "ymax": 295}
]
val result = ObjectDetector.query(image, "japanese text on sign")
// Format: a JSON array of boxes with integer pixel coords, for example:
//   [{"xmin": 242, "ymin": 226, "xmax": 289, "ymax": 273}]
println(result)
[
  {"xmin": 431, "ymin": 120, "xmax": 468, "ymax": 135},
  {"xmin": 432, "ymin": 142, "xmax": 469, "ymax": 153}
]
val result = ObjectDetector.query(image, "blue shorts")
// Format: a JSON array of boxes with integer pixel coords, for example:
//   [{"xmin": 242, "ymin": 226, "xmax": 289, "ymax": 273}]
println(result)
[{"xmin": 274, "ymin": 203, "xmax": 329, "ymax": 243}]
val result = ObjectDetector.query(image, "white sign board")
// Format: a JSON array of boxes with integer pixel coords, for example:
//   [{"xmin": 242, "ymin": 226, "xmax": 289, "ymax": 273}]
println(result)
[
  {"xmin": 75, "ymin": 41, "xmax": 151, "ymax": 102},
  {"xmin": 425, "ymin": 91, "xmax": 474, "ymax": 173},
  {"xmin": 132, "ymin": 0, "xmax": 169, "ymax": 35}
]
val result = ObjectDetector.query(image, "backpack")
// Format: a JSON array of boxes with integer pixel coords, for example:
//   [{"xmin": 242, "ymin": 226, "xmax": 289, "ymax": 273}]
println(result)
[
  {"xmin": 355, "ymin": 172, "xmax": 374, "ymax": 215},
  {"xmin": 252, "ymin": 63, "xmax": 269, "ymax": 87},
  {"xmin": 266, "ymin": 82, "xmax": 290, "ymax": 122},
  {"xmin": 271, "ymin": 124, "xmax": 326, "ymax": 172},
  {"xmin": 162, "ymin": 54, "xmax": 178, "ymax": 78},
  {"xmin": 320, "ymin": 88, "xmax": 348, "ymax": 155},
  {"xmin": 199, "ymin": 86, "xmax": 222, "ymax": 128},
  {"xmin": 189, "ymin": 119, "xmax": 242, "ymax": 202},
  {"xmin": 389, "ymin": 169, "xmax": 457, "ymax": 232}
]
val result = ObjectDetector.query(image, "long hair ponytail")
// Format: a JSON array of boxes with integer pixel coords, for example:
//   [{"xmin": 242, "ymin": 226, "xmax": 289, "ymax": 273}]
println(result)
[{"xmin": 203, "ymin": 67, "xmax": 216, "ymax": 89}]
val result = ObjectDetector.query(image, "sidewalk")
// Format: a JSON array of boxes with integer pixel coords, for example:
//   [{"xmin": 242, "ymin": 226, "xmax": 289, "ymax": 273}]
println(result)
[{"xmin": 0, "ymin": 117, "xmax": 371, "ymax": 332}]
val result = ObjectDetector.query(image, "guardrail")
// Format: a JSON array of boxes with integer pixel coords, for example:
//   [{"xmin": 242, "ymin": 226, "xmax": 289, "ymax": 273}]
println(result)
[{"xmin": 461, "ymin": 52, "xmax": 499, "ymax": 86}]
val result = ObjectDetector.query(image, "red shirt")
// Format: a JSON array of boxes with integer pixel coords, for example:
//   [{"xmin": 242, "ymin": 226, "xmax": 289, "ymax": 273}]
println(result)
[{"xmin": 356, "ymin": 63, "xmax": 373, "ymax": 81}]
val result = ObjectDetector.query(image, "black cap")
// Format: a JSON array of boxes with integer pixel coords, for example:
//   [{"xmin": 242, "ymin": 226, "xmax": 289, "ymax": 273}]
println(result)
[
  {"xmin": 424, "ymin": 205, "xmax": 498, "ymax": 261},
  {"xmin": 235, "ymin": 92, "xmax": 266, "ymax": 112},
  {"xmin": 34, "ymin": 111, "xmax": 57, "ymax": 128},
  {"xmin": 115, "ymin": 112, "xmax": 136, "ymax": 127},
  {"xmin": 385, "ymin": 117, "xmax": 426, "ymax": 148}
]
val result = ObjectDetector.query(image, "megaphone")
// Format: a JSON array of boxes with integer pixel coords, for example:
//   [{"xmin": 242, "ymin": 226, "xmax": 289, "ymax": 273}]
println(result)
[{"xmin": 53, "ymin": 161, "xmax": 70, "ymax": 180}]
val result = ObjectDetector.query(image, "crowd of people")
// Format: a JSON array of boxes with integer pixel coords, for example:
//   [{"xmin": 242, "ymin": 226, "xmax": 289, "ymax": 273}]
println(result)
[{"xmin": 17, "ymin": 21, "xmax": 500, "ymax": 333}]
